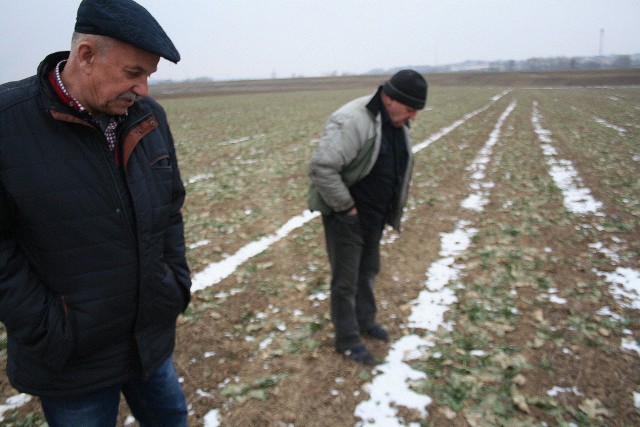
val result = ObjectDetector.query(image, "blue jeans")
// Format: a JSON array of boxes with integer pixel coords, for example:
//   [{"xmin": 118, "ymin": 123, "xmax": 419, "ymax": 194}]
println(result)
[{"xmin": 39, "ymin": 356, "xmax": 188, "ymax": 427}]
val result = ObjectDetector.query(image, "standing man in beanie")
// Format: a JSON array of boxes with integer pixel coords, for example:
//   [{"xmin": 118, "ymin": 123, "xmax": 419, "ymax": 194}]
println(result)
[
  {"xmin": 0, "ymin": 1, "xmax": 190, "ymax": 425},
  {"xmin": 308, "ymin": 70, "xmax": 428, "ymax": 364}
]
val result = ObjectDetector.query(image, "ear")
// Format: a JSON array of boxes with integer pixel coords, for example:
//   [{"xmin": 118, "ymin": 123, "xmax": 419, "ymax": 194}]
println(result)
[
  {"xmin": 76, "ymin": 42, "xmax": 97, "ymax": 75},
  {"xmin": 381, "ymin": 92, "xmax": 395, "ymax": 109}
]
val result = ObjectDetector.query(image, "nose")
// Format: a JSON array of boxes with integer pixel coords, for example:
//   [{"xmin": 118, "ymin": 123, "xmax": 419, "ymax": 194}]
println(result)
[{"xmin": 132, "ymin": 77, "xmax": 149, "ymax": 97}]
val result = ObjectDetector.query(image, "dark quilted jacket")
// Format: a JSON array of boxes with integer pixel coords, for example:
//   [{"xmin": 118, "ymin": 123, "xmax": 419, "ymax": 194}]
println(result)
[{"xmin": 0, "ymin": 52, "xmax": 191, "ymax": 397}]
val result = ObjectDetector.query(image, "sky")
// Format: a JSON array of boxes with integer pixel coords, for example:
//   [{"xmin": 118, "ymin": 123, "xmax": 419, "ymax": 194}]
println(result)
[{"xmin": 1, "ymin": 0, "xmax": 639, "ymax": 84}]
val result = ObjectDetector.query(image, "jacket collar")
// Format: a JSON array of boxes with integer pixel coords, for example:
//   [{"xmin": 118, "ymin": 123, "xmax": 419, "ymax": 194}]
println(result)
[
  {"xmin": 37, "ymin": 52, "xmax": 157, "ymax": 169},
  {"xmin": 37, "ymin": 51, "xmax": 145, "ymax": 125},
  {"xmin": 366, "ymin": 86, "xmax": 404, "ymax": 128},
  {"xmin": 366, "ymin": 86, "xmax": 384, "ymax": 117}
]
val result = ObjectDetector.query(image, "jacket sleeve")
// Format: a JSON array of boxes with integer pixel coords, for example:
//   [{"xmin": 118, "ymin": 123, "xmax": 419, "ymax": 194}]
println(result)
[
  {"xmin": 162, "ymin": 127, "xmax": 191, "ymax": 311},
  {"xmin": 308, "ymin": 113, "xmax": 363, "ymax": 213},
  {"xmin": 0, "ymin": 191, "xmax": 73, "ymax": 370}
]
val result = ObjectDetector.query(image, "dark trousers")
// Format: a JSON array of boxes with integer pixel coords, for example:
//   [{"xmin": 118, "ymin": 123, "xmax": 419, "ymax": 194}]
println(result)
[{"xmin": 322, "ymin": 212, "xmax": 384, "ymax": 351}]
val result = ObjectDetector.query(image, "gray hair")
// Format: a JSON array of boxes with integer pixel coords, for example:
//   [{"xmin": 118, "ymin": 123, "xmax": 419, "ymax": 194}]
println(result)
[{"xmin": 71, "ymin": 32, "xmax": 117, "ymax": 56}]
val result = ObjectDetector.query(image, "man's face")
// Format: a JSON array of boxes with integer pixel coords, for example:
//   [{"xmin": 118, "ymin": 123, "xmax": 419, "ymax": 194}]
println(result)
[
  {"xmin": 386, "ymin": 98, "xmax": 418, "ymax": 128},
  {"xmin": 84, "ymin": 41, "xmax": 160, "ymax": 116}
]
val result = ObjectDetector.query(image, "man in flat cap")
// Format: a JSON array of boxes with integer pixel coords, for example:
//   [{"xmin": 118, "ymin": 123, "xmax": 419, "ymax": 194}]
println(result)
[
  {"xmin": 0, "ymin": 0, "xmax": 190, "ymax": 425},
  {"xmin": 308, "ymin": 70, "xmax": 428, "ymax": 365}
]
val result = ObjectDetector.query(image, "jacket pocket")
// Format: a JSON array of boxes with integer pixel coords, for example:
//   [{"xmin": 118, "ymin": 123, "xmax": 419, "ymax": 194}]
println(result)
[
  {"xmin": 40, "ymin": 296, "xmax": 74, "ymax": 371},
  {"xmin": 67, "ymin": 293, "xmax": 136, "ymax": 358},
  {"xmin": 334, "ymin": 211, "xmax": 360, "ymax": 226},
  {"xmin": 150, "ymin": 263, "xmax": 187, "ymax": 325},
  {"xmin": 150, "ymin": 154, "xmax": 172, "ymax": 169},
  {"xmin": 329, "ymin": 212, "xmax": 363, "ymax": 244}
]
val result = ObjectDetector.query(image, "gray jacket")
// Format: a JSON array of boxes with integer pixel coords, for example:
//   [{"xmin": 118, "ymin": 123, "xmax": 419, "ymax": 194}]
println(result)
[{"xmin": 308, "ymin": 91, "xmax": 414, "ymax": 230}]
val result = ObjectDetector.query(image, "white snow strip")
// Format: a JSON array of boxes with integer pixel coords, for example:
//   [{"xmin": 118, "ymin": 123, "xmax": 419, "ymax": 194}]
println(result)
[
  {"xmin": 203, "ymin": 409, "xmax": 222, "ymax": 427},
  {"xmin": 191, "ymin": 210, "xmax": 320, "ymax": 291},
  {"xmin": 589, "ymin": 241, "xmax": 622, "ymax": 264},
  {"xmin": 412, "ymin": 90, "xmax": 510, "ymax": 154},
  {"xmin": 547, "ymin": 386, "xmax": 583, "ymax": 397},
  {"xmin": 189, "ymin": 239, "xmax": 211, "ymax": 250},
  {"xmin": 221, "ymin": 136, "xmax": 251, "ymax": 145},
  {"xmin": 622, "ymin": 337, "xmax": 640, "ymax": 354},
  {"xmin": 187, "ymin": 173, "xmax": 215, "ymax": 185},
  {"xmin": 597, "ymin": 267, "xmax": 640, "ymax": 310},
  {"xmin": 355, "ymin": 335, "xmax": 432, "ymax": 426},
  {"xmin": 0, "ymin": 394, "xmax": 32, "ymax": 422},
  {"xmin": 407, "ymin": 222, "xmax": 477, "ymax": 330},
  {"xmin": 594, "ymin": 117, "xmax": 626, "ymax": 134},
  {"xmin": 548, "ymin": 294, "xmax": 568, "ymax": 304},
  {"xmin": 197, "ymin": 389, "xmax": 216, "ymax": 398},
  {"xmin": 461, "ymin": 102, "xmax": 516, "ymax": 211},
  {"xmin": 532, "ymin": 102, "xmax": 604, "ymax": 215}
]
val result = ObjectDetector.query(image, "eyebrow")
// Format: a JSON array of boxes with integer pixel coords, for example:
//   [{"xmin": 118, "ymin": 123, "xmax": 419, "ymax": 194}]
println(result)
[{"xmin": 126, "ymin": 65, "xmax": 157, "ymax": 75}]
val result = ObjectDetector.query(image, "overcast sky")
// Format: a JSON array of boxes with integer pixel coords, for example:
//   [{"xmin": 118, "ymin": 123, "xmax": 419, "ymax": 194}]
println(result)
[{"xmin": 1, "ymin": 0, "xmax": 639, "ymax": 83}]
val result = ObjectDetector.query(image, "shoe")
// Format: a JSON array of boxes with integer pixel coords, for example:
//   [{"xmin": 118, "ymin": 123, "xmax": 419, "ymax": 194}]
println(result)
[
  {"xmin": 339, "ymin": 345, "xmax": 375, "ymax": 365},
  {"xmin": 365, "ymin": 325, "xmax": 389, "ymax": 341}
]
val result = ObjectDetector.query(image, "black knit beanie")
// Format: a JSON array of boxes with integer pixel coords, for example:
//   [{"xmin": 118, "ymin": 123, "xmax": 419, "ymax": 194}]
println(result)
[{"xmin": 382, "ymin": 70, "xmax": 428, "ymax": 110}]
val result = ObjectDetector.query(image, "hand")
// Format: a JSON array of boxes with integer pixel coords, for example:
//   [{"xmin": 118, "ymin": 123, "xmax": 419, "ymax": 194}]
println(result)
[{"xmin": 346, "ymin": 207, "xmax": 358, "ymax": 216}]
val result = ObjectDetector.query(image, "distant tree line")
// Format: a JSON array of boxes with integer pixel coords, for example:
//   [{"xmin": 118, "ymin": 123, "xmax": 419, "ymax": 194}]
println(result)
[
  {"xmin": 372, "ymin": 54, "xmax": 639, "ymax": 75},
  {"xmin": 153, "ymin": 53, "xmax": 639, "ymax": 84}
]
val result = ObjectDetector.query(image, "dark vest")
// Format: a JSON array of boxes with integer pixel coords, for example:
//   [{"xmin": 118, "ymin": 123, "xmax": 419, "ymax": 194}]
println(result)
[{"xmin": 350, "ymin": 92, "xmax": 408, "ymax": 220}]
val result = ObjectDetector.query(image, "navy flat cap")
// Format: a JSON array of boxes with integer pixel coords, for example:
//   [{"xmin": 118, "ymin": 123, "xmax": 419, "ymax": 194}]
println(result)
[{"xmin": 75, "ymin": 0, "xmax": 180, "ymax": 63}]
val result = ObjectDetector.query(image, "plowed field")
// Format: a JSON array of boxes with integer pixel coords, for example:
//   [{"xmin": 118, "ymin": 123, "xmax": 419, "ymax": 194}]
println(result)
[{"xmin": 1, "ymin": 70, "xmax": 639, "ymax": 426}]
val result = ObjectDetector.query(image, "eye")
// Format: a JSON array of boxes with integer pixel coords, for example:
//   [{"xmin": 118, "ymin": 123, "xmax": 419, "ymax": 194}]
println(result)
[{"xmin": 125, "ymin": 69, "xmax": 144, "ymax": 79}]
